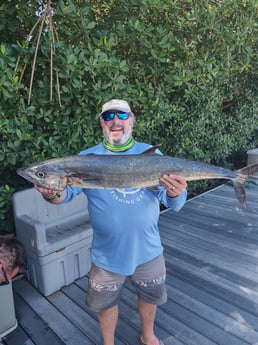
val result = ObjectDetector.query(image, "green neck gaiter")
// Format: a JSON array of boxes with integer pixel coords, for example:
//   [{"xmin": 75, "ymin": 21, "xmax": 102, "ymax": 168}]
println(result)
[{"xmin": 103, "ymin": 136, "xmax": 135, "ymax": 152}]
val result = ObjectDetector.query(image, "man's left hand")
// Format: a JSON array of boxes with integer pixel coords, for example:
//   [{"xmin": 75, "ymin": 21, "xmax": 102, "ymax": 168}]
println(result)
[{"xmin": 159, "ymin": 173, "xmax": 187, "ymax": 197}]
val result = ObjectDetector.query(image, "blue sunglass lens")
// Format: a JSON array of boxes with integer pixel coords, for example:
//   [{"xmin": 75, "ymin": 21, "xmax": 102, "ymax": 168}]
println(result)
[{"xmin": 102, "ymin": 111, "xmax": 130, "ymax": 121}]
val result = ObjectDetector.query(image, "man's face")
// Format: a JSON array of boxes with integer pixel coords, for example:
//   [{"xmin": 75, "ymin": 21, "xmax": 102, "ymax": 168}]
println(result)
[{"xmin": 100, "ymin": 110, "xmax": 135, "ymax": 145}]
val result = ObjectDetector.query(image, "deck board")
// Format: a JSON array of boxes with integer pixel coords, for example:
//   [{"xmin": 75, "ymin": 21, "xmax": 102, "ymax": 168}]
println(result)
[
  {"xmin": 14, "ymin": 294, "xmax": 65, "ymax": 345},
  {"xmin": 2, "ymin": 184, "xmax": 258, "ymax": 345}
]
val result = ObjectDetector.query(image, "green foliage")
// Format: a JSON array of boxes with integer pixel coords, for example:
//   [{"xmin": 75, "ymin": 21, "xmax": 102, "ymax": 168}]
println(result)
[
  {"xmin": 0, "ymin": 0, "xmax": 257, "ymax": 234},
  {"xmin": 0, "ymin": 184, "xmax": 15, "ymax": 234}
]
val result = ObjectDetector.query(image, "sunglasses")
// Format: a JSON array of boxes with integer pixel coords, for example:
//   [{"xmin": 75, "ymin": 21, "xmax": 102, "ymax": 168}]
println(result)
[
  {"xmin": 101, "ymin": 111, "xmax": 130, "ymax": 121},
  {"xmin": 0, "ymin": 266, "xmax": 9, "ymax": 286}
]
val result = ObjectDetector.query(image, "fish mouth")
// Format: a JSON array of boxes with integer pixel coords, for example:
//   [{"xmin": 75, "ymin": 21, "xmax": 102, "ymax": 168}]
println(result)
[
  {"xmin": 17, "ymin": 167, "xmax": 28, "ymax": 179},
  {"xmin": 17, "ymin": 167, "xmax": 39, "ymax": 186}
]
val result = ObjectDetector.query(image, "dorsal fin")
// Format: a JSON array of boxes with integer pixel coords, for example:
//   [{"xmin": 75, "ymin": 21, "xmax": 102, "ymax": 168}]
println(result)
[{"xmin": 141, "ymin": 144, "xmax": 161, "ymax": 155}]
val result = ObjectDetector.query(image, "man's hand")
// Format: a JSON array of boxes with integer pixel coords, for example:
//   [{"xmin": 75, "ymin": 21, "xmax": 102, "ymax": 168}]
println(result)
[
  {"xmin": 34, "ymin": 185, "xmax": 57, "ymax": 198},
  {"xmin": 34, "ymin": 185, "xmax": 66, "ymax": 203},
  {"xmin": 159, "ymin": 173, "xmax": 187, "ymax": 197}
]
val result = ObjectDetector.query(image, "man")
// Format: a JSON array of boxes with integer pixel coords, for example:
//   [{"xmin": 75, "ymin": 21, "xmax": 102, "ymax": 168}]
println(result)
[
  {"xmin": 0, "ymin": 236, "xmax": 26, "ymax": 284},
  {"xmin": 35, "ymin": 99, "xmax": 187, "ymax": 345}
]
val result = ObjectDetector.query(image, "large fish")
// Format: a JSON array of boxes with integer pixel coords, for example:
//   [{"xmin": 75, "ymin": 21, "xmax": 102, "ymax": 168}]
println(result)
[{"xmin": 17, "ymin": 146, "xmax": 258, "ymax": 205}]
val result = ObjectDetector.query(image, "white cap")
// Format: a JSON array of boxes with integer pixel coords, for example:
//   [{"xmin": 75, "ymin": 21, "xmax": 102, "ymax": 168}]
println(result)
[{"xmin": 99, "ymin": 99, "xmax": 131, "ymax": 117}]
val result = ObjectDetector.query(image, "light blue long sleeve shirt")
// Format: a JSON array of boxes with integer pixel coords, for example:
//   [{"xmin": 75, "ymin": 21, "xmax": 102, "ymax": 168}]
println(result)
[{"xmin": 64, "ymin": 141, "xmax": 187, "ymax": 275}]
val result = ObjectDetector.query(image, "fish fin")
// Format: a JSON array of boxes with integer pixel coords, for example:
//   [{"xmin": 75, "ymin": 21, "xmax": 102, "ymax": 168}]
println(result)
[
  {"xmin": 231, "ymin": 163, "xmax": 258, "ymax": 206},
  {"xmin": 232, "ymin": 179, "xmax": 246, "ymax": 207},
  {"xmin": 142, "ymin": 144, "xmax": 162, "ymax": 155},
  {"xmin": 236, "ymin": 163, "xmax": 258, "ymax": 183}
]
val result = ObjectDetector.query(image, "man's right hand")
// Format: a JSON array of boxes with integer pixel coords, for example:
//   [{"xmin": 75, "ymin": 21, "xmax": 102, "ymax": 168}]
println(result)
[
  {"xmin": 34, "ymin": 184, "xmax": 57, "ymax": 196},
  {"xmin": 34, "ymin": 185, "xmax": 66, "ymax": 203}
]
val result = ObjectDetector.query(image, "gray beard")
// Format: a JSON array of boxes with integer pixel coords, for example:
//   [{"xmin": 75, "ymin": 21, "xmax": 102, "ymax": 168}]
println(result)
[{"xmin": 103, "ymin": 129, "xmax": 132, "ymax": 146}]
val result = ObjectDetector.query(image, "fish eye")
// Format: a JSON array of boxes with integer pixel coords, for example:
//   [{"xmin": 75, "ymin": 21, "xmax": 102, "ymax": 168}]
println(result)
[{"xmin": 36, "ymin": 171, "xmax": 45, "ymax": 178}]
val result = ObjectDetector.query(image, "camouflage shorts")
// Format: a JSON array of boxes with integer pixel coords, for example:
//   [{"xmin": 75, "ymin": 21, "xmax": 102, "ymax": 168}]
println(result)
[{"xmin": 86, "ymin": 254, "xmax": 167, "ymax": 312}]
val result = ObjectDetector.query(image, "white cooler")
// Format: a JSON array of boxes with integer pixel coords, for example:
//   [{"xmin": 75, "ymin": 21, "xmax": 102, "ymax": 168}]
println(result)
[{"xmin": 0, "ymin": 281, "xmax": 17, "ymax": 339}]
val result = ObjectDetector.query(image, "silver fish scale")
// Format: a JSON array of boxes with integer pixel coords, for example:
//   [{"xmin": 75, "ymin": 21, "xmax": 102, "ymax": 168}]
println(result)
[{"xmin": 17, "ymin": 152, "xmax": 258, "ymax": 205}]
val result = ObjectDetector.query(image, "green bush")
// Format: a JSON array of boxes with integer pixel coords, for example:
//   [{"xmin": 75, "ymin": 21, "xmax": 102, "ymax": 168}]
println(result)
[
  {"xmin": 0, "ymin": 0, "xmax": 257, "ymax": 234},
  {"xmin": 0, "ymin": 184, "xmax": 15, "ymax": 234}
]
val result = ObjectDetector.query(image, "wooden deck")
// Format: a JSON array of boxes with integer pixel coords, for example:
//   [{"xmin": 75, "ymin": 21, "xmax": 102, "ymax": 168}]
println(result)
[{"xmin": 2, "ymin": 184, "xmax": 258, "ymax": 345}]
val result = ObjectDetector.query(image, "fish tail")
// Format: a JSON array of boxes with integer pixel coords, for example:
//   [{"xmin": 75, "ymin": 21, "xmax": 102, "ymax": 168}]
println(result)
[
  {"xmin": 233, "ymin": 162, "xmax": 258, "ymax": 206},
  {"xmin": 236, "ymin": 163, "xmax": 258, "ymax": 183},
  {"xmin": 232, "ymin": 178, "xmax": 246, "ymax": 206}
]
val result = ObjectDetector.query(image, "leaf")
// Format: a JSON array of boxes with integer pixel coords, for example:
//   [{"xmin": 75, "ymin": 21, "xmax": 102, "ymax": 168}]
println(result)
[
  {"xmin": 86, "ymin": 21, "xmax": 96, "ymax": 30},
  {"xmin": 0, "ymin": 44, "xmax": 5, "ymax": 55}
]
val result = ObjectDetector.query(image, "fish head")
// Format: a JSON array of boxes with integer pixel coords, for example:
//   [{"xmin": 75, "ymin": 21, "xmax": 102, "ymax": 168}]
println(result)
[{"xmin": 17, "ymin": 162, "xmax": 68, "ymax": 191}]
